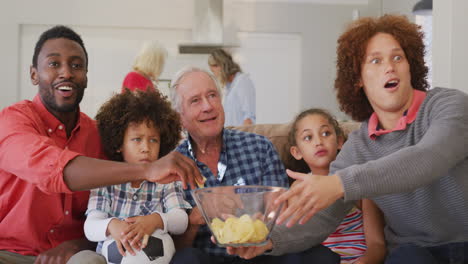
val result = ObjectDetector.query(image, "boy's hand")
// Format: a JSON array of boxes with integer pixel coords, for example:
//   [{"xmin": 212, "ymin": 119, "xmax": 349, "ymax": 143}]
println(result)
[
  {"xmin": 121, "ymin": 214, "xmax": 163, "ymax": 250},
  {"xmin": 108, "ymin": 219, "xmax": 135, "ymax": 256}
]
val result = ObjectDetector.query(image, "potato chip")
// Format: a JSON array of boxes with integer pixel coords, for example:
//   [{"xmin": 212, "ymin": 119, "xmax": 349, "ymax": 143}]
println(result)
[
  {"xmin": 211, "ymin": 217, "xmax": 224, "ymax": 241},
  {"xmin": 210, "ymin": 214, "xmax": 269, "ymax": 244},
  {"xmin": 251, "ymin": 219, "xmax": 269, "ymax": 242},
  {"xmin": 236, "ymin": 215, "xmax": 255, "ymax": 243},
  {"xmin": 196, "ymin": 176, "xmax": 207, "ymax": 188}
]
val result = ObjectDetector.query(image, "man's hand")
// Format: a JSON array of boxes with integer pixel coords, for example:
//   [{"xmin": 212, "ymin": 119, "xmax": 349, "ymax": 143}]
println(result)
[
  {"xmin": 107, "ymin": 218, "xmax": 135, "ymax": 256},
  {"xmin": 34, "ymin": 239, "xmax": 92, "ymax": 264},
  {"xmin": 224, "ymin": 238, "xmax": 273, "ymax": 259},
  {"xmin": 146, "ymin": 151, "xmax": 203, "ymax": 190},
  {"xmin": 189, "ymin": 207, "xmax": 205, "ymax": 226},
  {"xmin": 275, "ymin": 170, "xmax": 344, "ymax": 227},
  {"xmin": 121, "ymin": 214, "xmax": 163, "ymax": 251}
]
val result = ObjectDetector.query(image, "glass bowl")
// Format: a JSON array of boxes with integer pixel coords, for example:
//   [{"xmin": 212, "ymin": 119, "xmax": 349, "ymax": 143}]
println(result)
[{"xmin": 192, "ymin": 185, "xmax": 287, "ymax": 247}]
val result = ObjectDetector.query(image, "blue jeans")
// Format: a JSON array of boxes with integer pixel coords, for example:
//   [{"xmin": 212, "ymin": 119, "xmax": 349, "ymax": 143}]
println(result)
[
  {"xmin": 385, "ymin": 242, "xmax": 468, "ymax": 264},
  {"xmin": 170, "ymin": 245, "xmax": 340, "ymax": 264}
]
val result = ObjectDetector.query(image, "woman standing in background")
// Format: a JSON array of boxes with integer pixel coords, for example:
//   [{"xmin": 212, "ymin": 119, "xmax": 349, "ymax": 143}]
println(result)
[
  {"xmin": 122, "ymin": 41, "xmax": 167, "ymax": 92},
  {"xmin": 208, "ymin": 49, "xmax": 256, "ymax": 126}
]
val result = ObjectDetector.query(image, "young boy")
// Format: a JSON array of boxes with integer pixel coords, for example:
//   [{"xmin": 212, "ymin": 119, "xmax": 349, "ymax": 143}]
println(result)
[{"xmin": 84, "ymin": 89, "xmax": 191, "ymax": 263}]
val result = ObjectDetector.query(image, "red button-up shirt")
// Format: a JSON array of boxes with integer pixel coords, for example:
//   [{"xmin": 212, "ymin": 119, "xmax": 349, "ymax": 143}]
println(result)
[{"xmin": 0, "ymin": 95, "xmax": 104, "ymax": 256}]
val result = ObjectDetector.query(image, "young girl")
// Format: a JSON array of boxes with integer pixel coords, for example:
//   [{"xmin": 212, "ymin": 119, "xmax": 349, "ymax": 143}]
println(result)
[
  {"xmin": 84, "ymin": 89, "xmax": 191, "ymax": 263},
  {"xmin": 288, "ymin": 108, "xmax": 386, "ymax": 264}
]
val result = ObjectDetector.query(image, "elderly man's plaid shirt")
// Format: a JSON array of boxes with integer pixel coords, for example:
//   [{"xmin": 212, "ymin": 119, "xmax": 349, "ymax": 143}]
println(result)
[{"xmin": 176, "ymin": 128, "xmax": 288, "ymax": 257}]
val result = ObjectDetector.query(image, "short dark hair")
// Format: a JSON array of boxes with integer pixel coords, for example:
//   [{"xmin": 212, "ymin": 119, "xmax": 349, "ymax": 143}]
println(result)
[
  {"xmin": 335, "ymin": 15, "xmax": 428, "ymax": 121},
  {"xmin": 32, "ymin": 25, "xmax": 88, "ymax": 68},
  {"xmin": 96, "ymin": 89, "xmax": 182, "ymax": 162}
]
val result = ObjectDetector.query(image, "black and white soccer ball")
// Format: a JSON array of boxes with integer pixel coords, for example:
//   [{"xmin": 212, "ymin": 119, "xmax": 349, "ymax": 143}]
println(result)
[{"xmin": 101, "ymin": 229, "xmax": 175, "ymax": 264}]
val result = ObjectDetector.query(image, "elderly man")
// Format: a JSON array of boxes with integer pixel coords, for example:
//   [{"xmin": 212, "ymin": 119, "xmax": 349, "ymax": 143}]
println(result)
[
  {"xmin": 168, "ymin": 66, "xmax": 340, "ymax": 264},
  {"xmin": 0, "ymin": 26, "xmax": 201, "ymax": 264}
]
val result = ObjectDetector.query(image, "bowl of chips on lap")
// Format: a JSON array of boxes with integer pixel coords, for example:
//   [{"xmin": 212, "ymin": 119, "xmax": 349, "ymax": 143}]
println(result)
[{"xmin": 192, "ymin": 185, "xmax": 287, "ymax": 247}]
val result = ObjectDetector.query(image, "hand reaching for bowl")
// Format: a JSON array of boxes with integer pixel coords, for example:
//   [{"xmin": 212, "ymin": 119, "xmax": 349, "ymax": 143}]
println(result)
[
  {"xmin": 144, "ymin": 151, "xmax": 204, "ymax": 190},
  {"xmin": 275, "ymin": 170, "xmax": 344, "ymax": 227}
]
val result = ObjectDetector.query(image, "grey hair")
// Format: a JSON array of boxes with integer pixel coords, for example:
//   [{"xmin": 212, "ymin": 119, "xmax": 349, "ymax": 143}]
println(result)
[{"xmin": 169, "ymin": 66, "xmax": 222, "ymax": 112}]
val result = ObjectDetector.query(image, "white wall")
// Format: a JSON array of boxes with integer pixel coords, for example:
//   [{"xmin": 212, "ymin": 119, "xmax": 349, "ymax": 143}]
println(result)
[
  {"xmin": 0, "ymin": 0, "xmax": 194, "ymax": 109},
  {"xmin": 232, "ymin": 32, "xmax": 302, "ymax": 124},
  {"xmin": 1, "ymin": 0, "xmax": 372, "ymax": 123},
  {"xmin": 5, "ymin": 0, "xmax": 436, "ymax": 121},
  {"xmin": 18, "ymin": 25, "xmax": 207, "ymax": 117},
  {"xmin": 433, "ymin": 0, "xmax": 468, "ymax": 94},
  {"xmin": 224, "ymin": 1, "xmax": 369, "ymax": 120},
  {"xmin": 382, "ymin": 0, "xmax": 419, "ymax": 19}
]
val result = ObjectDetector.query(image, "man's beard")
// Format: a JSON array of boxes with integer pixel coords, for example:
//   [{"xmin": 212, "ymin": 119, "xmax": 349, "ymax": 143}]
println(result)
[{"xmin": 39, "ymin": 86, "xmax": 85, "ymax": 113}]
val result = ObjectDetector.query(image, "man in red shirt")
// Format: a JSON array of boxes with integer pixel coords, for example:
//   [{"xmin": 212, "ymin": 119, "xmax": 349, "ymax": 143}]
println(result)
[{"xmin": 0, "ymin": 26, "xmax": 202, "ymax": 264}]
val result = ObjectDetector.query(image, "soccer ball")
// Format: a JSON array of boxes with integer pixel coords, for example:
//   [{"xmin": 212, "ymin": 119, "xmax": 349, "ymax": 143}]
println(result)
[{"xmin": 101, "ymin": 229, "xmax": 175, "ymax": 264}]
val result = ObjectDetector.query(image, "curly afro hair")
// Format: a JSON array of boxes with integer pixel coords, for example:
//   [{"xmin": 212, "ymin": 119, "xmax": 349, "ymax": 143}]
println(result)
[
  {"xmin": 96, "ymin": 89, "xmax": 182, "ymax": 161},
  {"xmin": 335, "ymin": 14, "xmax": 429, "ymax": 122}
]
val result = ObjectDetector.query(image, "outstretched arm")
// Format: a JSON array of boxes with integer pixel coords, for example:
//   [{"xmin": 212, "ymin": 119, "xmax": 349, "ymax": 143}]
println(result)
[
  {"xmin": 276, "ymin": 89, "xmax": 468, "ymax": 227},
  {"xmin": 64, "ymin": 151, "xmax": 202, "ymax": 191},
  {"xmin": 275, "ymin": 170, "xmax": 344, "ymax": 227},
  {"xmin": 226, "ymin": 197, "xmax": 351, "ymax": 259}
]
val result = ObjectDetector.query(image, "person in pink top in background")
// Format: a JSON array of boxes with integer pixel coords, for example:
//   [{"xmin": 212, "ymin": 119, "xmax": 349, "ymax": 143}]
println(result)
[
  {"xmin": 288, "ymin": 108, "xmax": 386, "ymax": 264},
  {"xmin": 122, "ymin": 41, "xmax": 167, "ymax": 93}
]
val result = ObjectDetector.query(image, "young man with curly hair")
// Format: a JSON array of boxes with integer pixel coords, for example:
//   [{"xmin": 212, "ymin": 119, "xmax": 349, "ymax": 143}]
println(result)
[
  {"xmin": 0, "ymin": 26, "xmax": 201, "ymax": 264},
  {"xmin": 85, "ymin": 89, "xmax": 191, "ymax": 262},
  {"xmin": 275, "ymin": 14, "xmax": 468, "ymax": 263}
]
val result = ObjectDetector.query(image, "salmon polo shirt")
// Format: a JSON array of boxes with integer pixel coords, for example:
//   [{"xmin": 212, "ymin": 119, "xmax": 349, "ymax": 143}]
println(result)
[
  {"xmin": 0, "ymin": 95, "xmax": 104, "ymax": 256},
  {"xmin": 368, "ymin": 89, "xmax": 427, "ymax": 139}
]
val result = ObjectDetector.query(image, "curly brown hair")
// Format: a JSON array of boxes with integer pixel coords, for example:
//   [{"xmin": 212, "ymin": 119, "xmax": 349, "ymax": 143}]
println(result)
[
  {"xmin": 96, "ymin": 89, "xmax": 182, "ymax": 161},
  {"xmin": 335, "ymin": 14, "xmax": 429, "ymax": 121}
]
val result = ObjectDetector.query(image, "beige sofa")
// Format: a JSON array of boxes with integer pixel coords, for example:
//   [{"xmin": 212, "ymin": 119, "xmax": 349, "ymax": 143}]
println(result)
[{"xmin": 230, "ymin": 121, "xmax": 361, "ymax": 184}]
